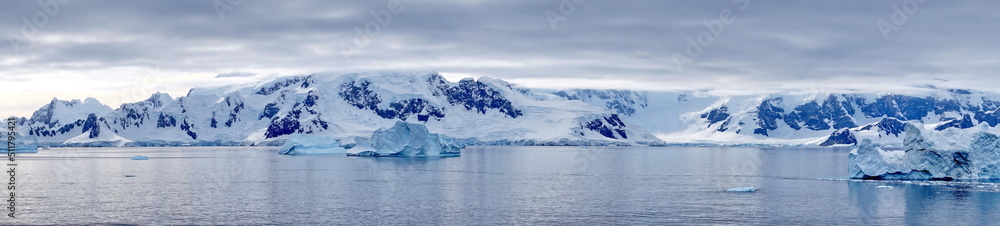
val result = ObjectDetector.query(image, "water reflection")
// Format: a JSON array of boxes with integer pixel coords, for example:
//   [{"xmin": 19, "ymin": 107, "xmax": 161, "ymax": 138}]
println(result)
[
  {"xmin": 849, "ymin": 180, "xmax": 1000, "ymax": 225},
  {"xmin": 9, "ymin": 146, "xmax": 1000, "ymax": 224}
]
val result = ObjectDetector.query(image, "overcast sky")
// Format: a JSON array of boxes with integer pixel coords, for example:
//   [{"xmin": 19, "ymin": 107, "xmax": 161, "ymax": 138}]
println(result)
[{"xmin": 2, "ymin": 0, "xmax": 999, "ymax": 117}]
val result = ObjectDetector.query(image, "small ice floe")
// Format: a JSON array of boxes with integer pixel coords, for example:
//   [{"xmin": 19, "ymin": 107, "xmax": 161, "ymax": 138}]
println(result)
[
  {"xmin": 131, "ymin": 155, "xmax": 149, "ymax": 160},
  {"xmin": 124, "ymin": 175, "xmax": 136, "ymax": 177},
  {"xmin": 726, "ymin": 187, "xmax": 757, "ymax": 192},
  {"xmin": 876, "ymin": 185, "xmax": 893, "ymax": 190}
]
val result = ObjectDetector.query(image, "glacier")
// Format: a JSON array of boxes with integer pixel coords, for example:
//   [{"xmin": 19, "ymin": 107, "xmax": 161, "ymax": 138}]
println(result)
[
  {"xmin": 8, "ymin": 133, "xmax": 39, "ymax": 153},
  {"xmin": 346, "ymin": 121, "xmax": 464, "ymax": 157},
  {"xmin": 13, "ymin": 71, "xmax": 1000, "ymax": 147},
  {"xmin": 277, "ymin": 134, "xmax": 346, "ymax": 156},
  {"xmin": 849, "ymin": 123, "xmax": 1000, "ymax": 180}
]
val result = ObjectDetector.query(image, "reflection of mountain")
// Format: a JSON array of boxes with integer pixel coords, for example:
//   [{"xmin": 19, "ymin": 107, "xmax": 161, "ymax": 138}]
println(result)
[{"xmin": 14, "ymin": 71, "xmax": 1000, "ymax": 147}]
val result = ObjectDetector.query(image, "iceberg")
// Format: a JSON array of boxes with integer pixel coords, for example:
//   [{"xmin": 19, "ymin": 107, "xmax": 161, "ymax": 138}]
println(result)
[
  {"xmin": 131, "ymin": 155, "xmax": 149, "ymax": 160},
  {"xmin": 726, "ymin": 187, "xmax": 757, "ymax": 192},
  {"xmin": 347, "ymin": 121, "xmax": 465, "ymax": 157},
  {"xmin": 849, "ymin": 123, "xmax": 1000, "ymax": 180},
  {"xmin": 278, "ymin": 134, "xmax": 346, "ymax": 156}
]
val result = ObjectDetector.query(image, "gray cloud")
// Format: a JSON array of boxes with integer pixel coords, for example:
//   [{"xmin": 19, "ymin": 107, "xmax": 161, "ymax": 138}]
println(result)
[{"xmin": 3, "ymin": 0, "xmax": 1000, "ymax": 116}]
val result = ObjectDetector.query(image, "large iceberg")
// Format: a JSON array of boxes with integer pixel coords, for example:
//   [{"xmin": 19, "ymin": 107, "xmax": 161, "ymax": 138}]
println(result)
[
  {"xmin": 849, "ymin": 123, "xmax": 1000, "ymax": 180},
  {"xmin": 347, "ymin": 121, "xmax": 464, "ymax": 157},
  {"xmin": 278, "ymin": 134, "xmax": 346, "ymax": 156}
]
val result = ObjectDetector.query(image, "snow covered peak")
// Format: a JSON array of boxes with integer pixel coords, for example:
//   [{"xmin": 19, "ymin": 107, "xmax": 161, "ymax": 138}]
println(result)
[
  {"xmin": 18, "ymin": 70, "xmax": 666, "ymax": 146},
  {"xmin": 327, "ymin": 71, "xmax": 441, "ymax": 85},
  {"xmin": 30, "ymin": 97, "xmax": 113, "ymax": 125},
  {"xmin": 148, "ymin": 92, "xmax": 173, "ymax": 102},
  {"xmin": 129, "ymin": 92, "xmax": 177, "ymax": 109}
]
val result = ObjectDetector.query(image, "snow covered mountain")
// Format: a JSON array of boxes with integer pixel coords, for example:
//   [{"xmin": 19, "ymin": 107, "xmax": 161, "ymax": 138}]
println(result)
[
  {"xmin": 14, "ymin": 71, "xmax": 658, "ymax": 146},
  {"xmin": 558, "ymin": 87, "xmax": 1000, "ymax": 146},
  {"xmin": 14, "ymin": 71, "xmax": 1000, "ymax": 147}
]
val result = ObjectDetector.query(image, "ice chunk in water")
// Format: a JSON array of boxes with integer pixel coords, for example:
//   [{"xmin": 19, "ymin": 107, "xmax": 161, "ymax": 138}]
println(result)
[
  {"xmin": 348, "ymin": 121, "xmax": 465, "ymax": 157},
  {"xmin": 726, "ymin": 187, "xmax": 756, "ymax": 192},
  {"xmin": 278, "ymin": 134, "xmax": 346, "ymax": 156}
]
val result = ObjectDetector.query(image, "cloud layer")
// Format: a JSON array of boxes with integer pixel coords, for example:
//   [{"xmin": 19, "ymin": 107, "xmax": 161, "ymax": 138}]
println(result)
[{"xmin": 2, "ymin": 0, "xmax": 999, "ymax": 116}]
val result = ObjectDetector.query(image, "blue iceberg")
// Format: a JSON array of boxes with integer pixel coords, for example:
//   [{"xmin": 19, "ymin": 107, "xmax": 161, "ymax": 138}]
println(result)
[
  {"xmin": 278, "ymin": 134, "xmax": 346, "ymax": 156},
  {"xmin": 347, "ymin": 121, "xmax": 465, "ymax": 157},
  {"xmin": 849, "ymin": 123, "xmax": 1000, "ymax": 180}
]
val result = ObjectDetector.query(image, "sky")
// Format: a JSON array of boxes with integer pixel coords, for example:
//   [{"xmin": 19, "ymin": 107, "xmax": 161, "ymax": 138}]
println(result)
[{"xmin": 2, "ymin": 0, "xmax": 999, "ymax": 117}]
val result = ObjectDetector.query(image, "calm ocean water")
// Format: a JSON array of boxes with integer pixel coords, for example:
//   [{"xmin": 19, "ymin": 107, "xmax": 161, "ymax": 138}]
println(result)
[{"xmin": 5, "ymin": 146, "xmax": 999, "ymax": 225}]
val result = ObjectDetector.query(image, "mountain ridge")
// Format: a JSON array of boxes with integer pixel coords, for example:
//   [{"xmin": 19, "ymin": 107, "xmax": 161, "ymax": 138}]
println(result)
[{"xmin": 14, "ymin": 71, "xmax": 1000, "ymax": 147}]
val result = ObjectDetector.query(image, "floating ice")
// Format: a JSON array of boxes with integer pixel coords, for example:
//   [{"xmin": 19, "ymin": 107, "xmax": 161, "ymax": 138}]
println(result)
[
  {"xmin": 726, "ymin": 187, "xmax": 756, "ymax": 192},
  {"xmin": 876, "ymin": 185, "xmax": 893, "ymax": 189},
  {"xmin": 849, "ymin": 123, "xmax": 1000, "ymax": 180},
  {"xmin": 347, "ymin": 121, "xmax": 464, "ymax": 157},
  {"xmin": 278, "ymin": 134, "xmax": 346, "ymax": 156},
  {"xmin": 131, "ymin": 155, "xmax": 149, "ymax": 160}
]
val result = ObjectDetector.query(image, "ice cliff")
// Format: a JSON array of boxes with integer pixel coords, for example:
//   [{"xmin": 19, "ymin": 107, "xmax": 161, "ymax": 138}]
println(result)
[{"xmin": 849, "ymin": 123, "xmax": 1000, "ymax": 180}]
